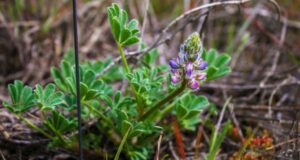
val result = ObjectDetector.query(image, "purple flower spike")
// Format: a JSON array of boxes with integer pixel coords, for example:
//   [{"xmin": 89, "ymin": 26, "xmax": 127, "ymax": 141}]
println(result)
[
  {"xmin": 198, "ymin": 61, "xmax": 208, "ymax": 70},
  {"xmin": 169, "ymin": 59, "xmax": 180, "ymax": 69},
  {"xmin": 185, "ymin": 62, "xmax": 193, "ymax": 77},
  {"xmin": 171, "ymin": 76, "xmax": 181, "ymax": 83},
  {"xmin": 189, "ymin": 80, "xmax": 199, "ymax": 90}
]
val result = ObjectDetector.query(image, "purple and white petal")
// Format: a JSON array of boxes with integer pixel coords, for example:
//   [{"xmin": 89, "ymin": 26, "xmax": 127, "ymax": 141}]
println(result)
[
  {"xmin": 194, "ymin": 73, "xmax": 206, "ymax": 80},
  {"xmin": 171, "ymin": 75, "xmax": 181, "ymax": 83},
  {"xmin": 188, "ymin": 80, "xmax": 199, "ymax": 90},
  {"xmin": 185, "ymin": 62, "xmax": 193, "ymax": 77},
  {"xmin": 169, "ymin": 59, "xmax": 180, "ymax": 69},
  {"xmin": 196, "ymin": 55, "xmax": 202, "ymax": 62},
  {"xmin": 198, "ymin": 61, "xmax": 208, "ymax": 70}
]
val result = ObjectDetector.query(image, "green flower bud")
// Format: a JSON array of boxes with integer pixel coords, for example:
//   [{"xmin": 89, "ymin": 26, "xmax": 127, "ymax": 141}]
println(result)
[{"xmin": 183, "ymin": 32, "xmax": 202, "ymax": 61}]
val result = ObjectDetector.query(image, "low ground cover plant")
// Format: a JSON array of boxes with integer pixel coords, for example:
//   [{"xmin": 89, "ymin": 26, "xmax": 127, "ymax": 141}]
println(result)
[{"xmin": 3, "ymin": 3, "xmax": 232, "ymax": 159}]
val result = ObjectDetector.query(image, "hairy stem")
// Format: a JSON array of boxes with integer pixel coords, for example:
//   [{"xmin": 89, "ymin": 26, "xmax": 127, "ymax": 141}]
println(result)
[
  {"xmin": 117, "ymin": 43, "xmax": 144, "ymax": 114},
  {"xmin": 117, "ymin": 44, "xmax": 131, "ymax": 74},
  {"xmin": 16, "ymin": 114, "xmax": 52, "ymax": 139},
  {"xmin": 83, "ymin": 101, "xmax": 112, "ymax": 126},
  {"xmin": 41, "ymin": 110, "xmax": 68, "ymax": 144},
  {"xmin": 139, "ymin": 78, "xmax": 188, "ymax": 121}
]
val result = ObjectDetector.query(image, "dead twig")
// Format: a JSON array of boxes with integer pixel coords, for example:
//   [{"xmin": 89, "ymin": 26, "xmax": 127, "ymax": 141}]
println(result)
[{"xmin": 155, "ymin": 131, "xmax": 163, "ymax": 160}]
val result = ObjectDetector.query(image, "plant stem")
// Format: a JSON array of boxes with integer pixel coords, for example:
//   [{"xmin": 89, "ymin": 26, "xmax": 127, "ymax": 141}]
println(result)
[
  {"xmin": 83, "ymin": 102, "xmax": 122, "ymax": 146},
  {"xmin": 117, "ymin": 43, "xmax": 131, "ymax": 74},
  {"xmin": 83, "ymin": 101, "xmax": 113, "ymax": 126},
  {"xmin": 114, "ymin": 126, "xmax": 131, "ymax": 160},
  {"xmin": 159, "ymin": 91, "xmax": 190, "ymax": 119},
  {"xmin": 139, "ymin": 78, "xmax": 188, "ymax": 121},
  {"xmin": 16, "ymin": 114, "xmax": 52, "ymax": 139},
  {"xmin": 117, "ymin": 43, "xmax": 144, "ymax": 114},
  {"xmin": 41, "ymin": 110, "xmax": 68, "ymax": 144}
]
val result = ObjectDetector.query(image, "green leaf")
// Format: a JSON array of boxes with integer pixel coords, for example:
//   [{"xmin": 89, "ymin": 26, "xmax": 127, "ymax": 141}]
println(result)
[
  {"xmin": 214, "ymin": 54, "xmax": 231, "ymax": 67},
  {"xmin": 85, "ymin": 89, "xmax": 100, "ymax": 101},
  {"xmin": 176, "ymin": 105, "xmax": 188, "ymax": 119},
  {"xmin": 114, "ymin": 125, "xmax": 131, "ymax": 160},
  {"xmin": 83, "ymin": 70, "xmax": 95, "ymax": 86},
  {"xmin": 201, "ymin": 48, "xmax": 207, "ymax": 59},
  {"xmin": 120, "ymin": 28, "xmax": 131, "ymax": 42},
  {"xmin": 44, "ymin": 110, "xmax": 76, "ymax": 134},
  {"xmin": 107, "ymin": 7, "xmax": 114, "ymax": 26},
  {"xmin": 107, "ymin": 3, "xmax": 140, "ymax": 46},
  {"xmin": 206, "ymin": 66, "xmax": 218, "ymax": 81},
  {"xmin": 102, "ymin": 95, "xmax": 113, "ymax": 107},
  {"xmin": 207, "ymin": 121, "xmax": 231, "ymax": 160},
  {"xmin": 80, "ymin": 83, "xmax": 88, "ymax": 100},
  {"xmin": 122, "ymin": 36, "xmax": 139, "ymax": 46},
  {"xmin": 119, "ymin": 10, "xmax": 128, "ymax": 26},
  {"xmin": 35, "ymin": 84, "xmax": 64, "ymax": 110},
  {"xmin": 112, "ymin": 17, "xmax": 121, "ymax": 41},
  {"xmin": 128, "ymin": 19, "xmax": 138, "ymax": 30},
  {"xmin": 206, "ymin": 49, "xmax": 217, "ymax": 64},
  {"xmin": 185, "ymin": 109, "xmax": 200, "ymax": 119},
  {"xmin": 114, "ymin": 91, "xmax": 121, "ymax": 104},
  {"xmin": 66, "ymin": 77, "xmax": 76, "ymax": 95},
  {"xmin": 113, "ymin": 3, "xmax": 120, "ymax": 16},
  {"xmin": 212, "ymin": 67, "xmax": 231, "ymax": 80},
  {"xmin": 51, "ymin": 68, "xmax": 62, "ymax": 82},
  {"xmin": 191, "ymin": 96, "xmax": 209, "ymax": 110},
  {"xmin": 131, "ymin": 29, "xmax": 140, "ymax": 36},
  {"xmin": 3, "ymin": 80, "xmax": 35, "ymax": 113},
  {"xmin": 53, "ymin": 79, "xmax": 67, "ymax": 92},
  {"xmin": 121, "ymin": 120, "xmax": 132, "ymax": 136}
]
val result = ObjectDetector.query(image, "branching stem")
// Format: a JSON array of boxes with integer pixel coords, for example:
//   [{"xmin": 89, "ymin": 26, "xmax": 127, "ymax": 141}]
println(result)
[
  {"xmin": 139, "ymin": 78, "xmax": 188, "ymax": 121},
  {"xmin": 16, "ymin": 114, "xmax": 52, "ymax": 139},
  {"xmin": 117, "ymin": 43, "xmax": 144, "ymax": 114}
]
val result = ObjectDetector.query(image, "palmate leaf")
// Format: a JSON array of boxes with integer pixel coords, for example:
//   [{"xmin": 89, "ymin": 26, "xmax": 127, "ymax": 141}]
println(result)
[
  {"xmin": 34, "ymin": 84, "xmax": 64, "ymax": 110},
  {"xmin": 44, "ymin": 110, "xmax": 76, "ymax": 134},
  {"xmin": 3, "ymin": 80, "xmax": 35, "ymax": 113},
  {"xmin": 176, "ymin": 94, "xmax": 209, "ymax": 130},
  {"xmin": 107, "ymin": 3, "xmax": 140, "ymax": 46},
  {"xmin": 202, "ymin": 49, "xmax": 232, "ymax": 81},
  {"xmin": 122, "ymin": 36, "xmax": 139, "ymax": 46}
]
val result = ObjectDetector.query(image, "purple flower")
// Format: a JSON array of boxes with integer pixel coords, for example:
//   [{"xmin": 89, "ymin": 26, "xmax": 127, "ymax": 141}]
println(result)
[
  {"xmin": 171, "ymin": 75, "xmax": 181, "ymax": 83},
  {"xmin": 194, "ymin": 73, "xmax": 206, "ymax": 81},
  {"xmin": 185, "ymin": 62, "xmax": 193, "ymax": 77},
  {"xmin": 169, "ymin": 32, "xmax": 207, "ymax": 90},
  {"xmin": 169, "ymin": 59, "xmax": 180, "ymax": 69},
  {"xmin": 198, "ymin": 61, "xmax": 208, "ymax": 70},
  {"xmin": 188, "ymin": 80, "xmax": 199, "ymax": 89}
]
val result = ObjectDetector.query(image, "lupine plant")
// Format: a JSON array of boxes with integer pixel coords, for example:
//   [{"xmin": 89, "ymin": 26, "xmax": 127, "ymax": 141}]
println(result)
[{"xmin": 3, "ymin": 3, "xmax": 232, "ymax": 159}]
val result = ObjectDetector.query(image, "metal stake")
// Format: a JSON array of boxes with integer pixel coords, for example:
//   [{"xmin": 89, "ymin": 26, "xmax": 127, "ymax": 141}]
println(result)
[{"xmin": 71, "ymin": 0, "xmax": 83, "ymax": 159}]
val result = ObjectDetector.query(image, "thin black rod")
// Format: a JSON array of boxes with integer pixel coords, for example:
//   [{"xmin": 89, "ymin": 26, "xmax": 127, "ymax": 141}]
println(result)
[{"xmin": 72, "ymin": 0, "xmax": 83, "ymax": 159}]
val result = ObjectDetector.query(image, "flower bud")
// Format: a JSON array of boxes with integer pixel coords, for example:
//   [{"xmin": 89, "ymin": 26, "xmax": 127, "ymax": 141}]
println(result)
[
  {"xmin": 183, "ymin": 32, "xmax": 202, "ymax": 62},
  {"xmin": 188, "ymin": 80, "xmax": 199, "ymax": 90},
  {"xmin": 198, "ymin": 61, "xmax": 208, "ymax": 70},
  {"xmin": 171, "ymin": 75, "xmax": 181, "ymax": 83},
  {"xmin": 194, "ymin": 73, "xmax": 206, "ymax": 81},
  {"xmin": 185, "ymin": 62, "xmax": 193, "ymax": 77},
  {"xmin": 169, "ymin": 59, "xmax": 180, "ymax": 69}
]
